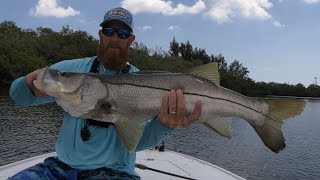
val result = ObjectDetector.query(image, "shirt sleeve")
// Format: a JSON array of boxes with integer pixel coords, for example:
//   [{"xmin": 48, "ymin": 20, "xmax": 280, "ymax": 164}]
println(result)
[
  {"xmin": 135, "ymin": 118, "xmax": 174, "ymax": 151},
  {"xmin": 9, "ymin": 76, "xmax": 54, "ymax": 107},
  {"xmin": 8, "ymin": 59, "xmax": 78, "ymax": 107}
]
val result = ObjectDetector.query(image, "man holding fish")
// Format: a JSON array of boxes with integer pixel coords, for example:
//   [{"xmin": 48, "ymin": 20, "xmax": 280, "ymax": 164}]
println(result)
[{"xmin": 9, "ymin": 7, "xmax": 202, "ymax": 179}]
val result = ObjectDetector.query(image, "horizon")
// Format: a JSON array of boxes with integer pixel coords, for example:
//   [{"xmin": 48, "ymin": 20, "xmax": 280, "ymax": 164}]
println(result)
[{"xmin": 1, "ymin": 0, "xmax": 319, "ymax": 87}]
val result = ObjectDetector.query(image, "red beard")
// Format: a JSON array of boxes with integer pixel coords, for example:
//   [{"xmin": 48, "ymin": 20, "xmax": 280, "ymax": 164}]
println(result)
[{"xmin": 97, "ymin": 44, "xmax": 129, "ymax": 69}]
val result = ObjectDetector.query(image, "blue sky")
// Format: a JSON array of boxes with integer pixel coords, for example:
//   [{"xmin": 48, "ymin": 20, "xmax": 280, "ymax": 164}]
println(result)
[{"xmin": 1, "ymin": 0, "xmax": 319, "ymax": 86}]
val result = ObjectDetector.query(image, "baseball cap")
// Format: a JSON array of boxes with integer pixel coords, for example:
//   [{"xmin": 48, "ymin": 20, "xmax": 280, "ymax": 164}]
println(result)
[{"xmin": 100, "ymin": 7, "xmax": 133, "ymax": 32}]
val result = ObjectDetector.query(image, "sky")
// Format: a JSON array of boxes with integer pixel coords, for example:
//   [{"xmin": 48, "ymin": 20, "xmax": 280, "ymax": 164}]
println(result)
[{"xmin": 1, "ymin": 0, "xmax": 319, "ymax": 87}]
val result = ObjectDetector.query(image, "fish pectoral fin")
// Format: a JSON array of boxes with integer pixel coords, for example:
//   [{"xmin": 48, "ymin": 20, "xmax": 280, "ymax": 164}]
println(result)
[
  {"xmin": 115, "ymin": 120, "xmax": 145, "ymax": 152},
  {"xmin": 204, "ymin": 117, "xmax": 232, "ymax": 138},
  {"xmin": 184, "ymin": 62, "xmax": 220, "ymax": 86}
]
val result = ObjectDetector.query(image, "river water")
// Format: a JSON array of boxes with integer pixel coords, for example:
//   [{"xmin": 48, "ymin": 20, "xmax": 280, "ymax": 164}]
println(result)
[{"xmin": 0, "ymin": 96, "xmax": 319, "ymax": 180}]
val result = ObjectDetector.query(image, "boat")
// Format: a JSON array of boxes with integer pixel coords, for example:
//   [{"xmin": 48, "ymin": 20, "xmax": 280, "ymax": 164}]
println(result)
[{"xmin": 0, "ymin": 148, "xmax": 245, "ymax": 180}]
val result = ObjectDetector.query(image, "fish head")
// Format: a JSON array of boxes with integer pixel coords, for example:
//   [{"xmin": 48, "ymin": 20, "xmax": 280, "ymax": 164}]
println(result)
[{"xmin": 34, "ymin": 67, "xmax": 86, "ymax": 104}]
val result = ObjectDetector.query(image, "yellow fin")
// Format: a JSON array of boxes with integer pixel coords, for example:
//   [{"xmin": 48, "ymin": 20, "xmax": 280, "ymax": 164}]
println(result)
[
  {"xmin": 253, "ymin": 121, "xmax": 285, "ymax": 153},
  {"xmin": 253, "ymin": 98, "xmax": 306, "ymax": 153},
  {"xmin": 115, "ymin": 120, "xmax": 145, "ymax": 152},
  {"xmin": 204, "ymin": 117, "xmax": 231, "ymax": 138},
  {"xmin": 184, "ymin": 62, "xmax": 220, "ymax": 86},
  {"xmin": 264, "ymin": 98, "xmax": 306, "ymax": 122}
]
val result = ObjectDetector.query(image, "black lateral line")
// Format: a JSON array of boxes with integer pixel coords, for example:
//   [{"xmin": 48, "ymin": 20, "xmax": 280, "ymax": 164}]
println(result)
[{"xmin": 106, "ymin": 81, "xmax": 275, "ymax": 121}]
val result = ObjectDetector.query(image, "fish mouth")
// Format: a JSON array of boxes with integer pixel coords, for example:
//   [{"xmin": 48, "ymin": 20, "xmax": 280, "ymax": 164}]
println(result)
[
  {"xmin": 33, "ymin": 67, "xmax": 49, "ymax": 91},
  {"xmin": 34, "ymin": 67, "xmax": 85, "ymax": 95},
  {"xmin": 33, "ymin": 67, "xmax": 60, "ymax": 93}
]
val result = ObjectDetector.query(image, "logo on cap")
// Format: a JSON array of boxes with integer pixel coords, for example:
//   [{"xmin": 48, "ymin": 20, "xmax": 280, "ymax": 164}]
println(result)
[
  {"xmin": 108, "ymin": 9, "xmax": 127, "ymax": 19},
  {"xmin": 100, "ymin": 7, "xmax": 133, "ymax": 30}
]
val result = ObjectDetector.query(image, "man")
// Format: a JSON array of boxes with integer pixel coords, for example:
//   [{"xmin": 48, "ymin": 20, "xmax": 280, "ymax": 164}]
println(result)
[{"xmin": 9, "ymin": 7, "xmax": 202, "ymax": 179}]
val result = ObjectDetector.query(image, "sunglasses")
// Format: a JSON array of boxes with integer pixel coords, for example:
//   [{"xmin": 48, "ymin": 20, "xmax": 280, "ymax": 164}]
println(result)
[{"xmin": 101, "ymin": 27, "xmax": 132, "ymax": 39}]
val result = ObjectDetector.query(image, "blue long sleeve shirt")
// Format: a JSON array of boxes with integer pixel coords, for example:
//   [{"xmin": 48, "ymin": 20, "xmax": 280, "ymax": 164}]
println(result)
[{"xmin": 9, "ymin": 57, "xmax": 173, "ymax": 176}]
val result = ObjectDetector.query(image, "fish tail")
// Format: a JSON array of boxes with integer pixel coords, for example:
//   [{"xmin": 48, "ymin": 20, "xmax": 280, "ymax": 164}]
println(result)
[{"xmin": 253, "ymin": 98, "xmax": 306, "ymax": 153}]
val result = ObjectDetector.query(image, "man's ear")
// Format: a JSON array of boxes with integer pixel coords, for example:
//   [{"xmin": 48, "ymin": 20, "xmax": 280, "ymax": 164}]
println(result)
[
  {"xmin": 98, "ymin": 30, "xmax": 103, "ymax": 40},
  {"xmin": 129, "ymin": 35, "xmax": 135, "ymax": 46}
]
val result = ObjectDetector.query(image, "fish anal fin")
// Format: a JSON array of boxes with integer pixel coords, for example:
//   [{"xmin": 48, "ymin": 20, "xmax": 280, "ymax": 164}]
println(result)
[
  {"xmin": 204, "ymin": 117, "xmax": 231, "ymax": 138},
  {"xmin": 184, "ymin": 62, "xmax": 220, "ymax": 86},
  {"xmin": 115, "ymin": 120, "xmax": 145, "ymax": 152}
]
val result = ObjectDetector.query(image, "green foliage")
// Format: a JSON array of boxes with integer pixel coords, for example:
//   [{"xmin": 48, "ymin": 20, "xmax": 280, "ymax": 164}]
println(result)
[
  {"xmin": 0, "ymin": 21, "xmax": 46, "ymax": 86},
  {"xmin": 169, "ymin": 37, "xmax": 179, "ymax": 57},
  {"xmin": 306, "ymin": 84, "xmax": 320, "ymax": 97},
  {"xmin": 0, "ymin": 21, "xmax": 98, "ymax": 87},
  {"xmin": 228, "ymin": 60, "xmax": 249, "ymax": 78},
  {"xmin": 130, "ymin": 42, "xmax": 193, "ymax": 72}
]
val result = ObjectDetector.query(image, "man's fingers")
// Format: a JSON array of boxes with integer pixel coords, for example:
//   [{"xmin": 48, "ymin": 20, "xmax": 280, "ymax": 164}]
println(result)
[
  {"xmin": 186, "ymin": 100, "xmax": 202, "ymax": 124},
  {"xmin": 157, "ymin": 90, "xmax": 202, "ymax": 129},
  {"xmin": 38, "ymin": 91, "xmax": 48, "ymax": 98},
  {"xmin": 169, "ymin": 90, "xmax": 177, "ymax": 114},
  {"xmin": 160, "ymin": 93, "xmax": 169, "ymax": 116},
  {"xmin": 26, "ymin": 71, "xmax": 37, "ymax": 88},
  {"xmin": 32, "ymin": 86, "xmax": 48, "ymax": 98},
  {"xmin": 176, "ymin": 89, "xmax": 185, "ymax": 119},
  {"xmin": 26, "ymin": 69, "xmax": 49, "ymax": 97}
]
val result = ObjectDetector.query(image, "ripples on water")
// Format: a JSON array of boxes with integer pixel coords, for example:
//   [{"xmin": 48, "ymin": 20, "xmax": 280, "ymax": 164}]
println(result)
[
  {"xmin": 0, "ymin": 97, "xmax": 62, "ymax": 165},
  {"xmin": 1, "ymin": 96, "xmax": 320, "ymax": 180}
]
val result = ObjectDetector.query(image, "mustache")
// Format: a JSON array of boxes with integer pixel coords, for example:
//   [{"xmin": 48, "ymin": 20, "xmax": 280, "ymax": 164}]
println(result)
[{"xmin": 106, "ymin": 42, "xmax": 120, "ymax": 49}]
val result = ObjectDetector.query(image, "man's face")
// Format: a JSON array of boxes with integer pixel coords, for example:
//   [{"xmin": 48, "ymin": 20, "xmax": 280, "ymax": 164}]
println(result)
[{"xmin": 98, "ymin": 20, "xmax": 135, "ymax": 69}]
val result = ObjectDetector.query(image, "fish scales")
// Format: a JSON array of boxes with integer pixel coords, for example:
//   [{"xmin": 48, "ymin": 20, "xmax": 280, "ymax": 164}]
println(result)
[{"xmin": 104, "ymin": 73, "xmax": 267, "ymax": 125}]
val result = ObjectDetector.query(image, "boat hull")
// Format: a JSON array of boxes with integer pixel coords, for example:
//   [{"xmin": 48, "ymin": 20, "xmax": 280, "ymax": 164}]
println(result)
[{"xmin": 0, "ymin": 149, "xmax": 245, "ymax": 180}]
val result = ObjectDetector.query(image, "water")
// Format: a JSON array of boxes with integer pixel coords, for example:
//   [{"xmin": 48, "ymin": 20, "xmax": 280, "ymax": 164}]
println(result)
[{"xmin": 1, "ymin": 96, "xmax": 319, "ymax": 180}]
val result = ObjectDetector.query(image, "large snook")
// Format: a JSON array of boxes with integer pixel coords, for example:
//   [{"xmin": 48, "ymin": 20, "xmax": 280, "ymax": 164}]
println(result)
[{"xmin": 33, "ymin": 63, "xmax": 306, "ymax": 153}]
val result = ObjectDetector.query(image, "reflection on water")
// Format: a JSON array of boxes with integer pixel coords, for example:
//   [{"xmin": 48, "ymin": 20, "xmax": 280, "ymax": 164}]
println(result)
[{"xmin": 0, "ymin": 96, "xmax": 320, "ymax": 180}]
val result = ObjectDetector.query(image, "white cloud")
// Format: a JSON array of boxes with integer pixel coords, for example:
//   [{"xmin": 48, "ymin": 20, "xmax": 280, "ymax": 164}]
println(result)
[
  {"xmin": 29, "ymin": 0, "xmax": 80, "ymax": 18},
  {"xmin": 272, "ymin": 20, "xmax": 285, "ymax": 28},
  {"xmin": 121, "ymin": 0, "xmax": 206, "ymax": 15},
  {"xmin": 168, "ymin": 26, "xmax": 181, "ymax": 31},
  {"xmin": 77, "ymin": 18, "xmax": 97, "ymax": 26},
  {"xmin": 303, "ymin": 0, "xmax": 320, "ymax": 4},
  {"xmin": 139, "ymin": 26, "xmax": 153, "ymax": 31},
  {"xmin": 203, "ymin": 0, "xmax": 273, "ymax": 24},
  {"xmin": 121, "ymin": 0, "xmax": 275, "ymax": 24}
]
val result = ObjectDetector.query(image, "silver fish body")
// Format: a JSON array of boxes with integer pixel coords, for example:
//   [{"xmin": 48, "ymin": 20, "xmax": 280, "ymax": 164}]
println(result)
[{"xmin": 105, "ymin": 73, "xmax": 266, "ymax": 126}]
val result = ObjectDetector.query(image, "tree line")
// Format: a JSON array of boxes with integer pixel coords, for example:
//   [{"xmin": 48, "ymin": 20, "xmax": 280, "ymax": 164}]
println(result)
[{"xmin": 1, "ymin": 21, "xmax": 319, "ymax": 97}]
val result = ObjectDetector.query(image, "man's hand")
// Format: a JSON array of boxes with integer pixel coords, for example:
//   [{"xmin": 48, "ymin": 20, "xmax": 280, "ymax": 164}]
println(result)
[
  {"xmin": 26, "ymin": 69, "xmax": 48, "ymax": 98},
  {"xmin": 157, "ymin": 89, "xmax": 202, "ymax": 128}
]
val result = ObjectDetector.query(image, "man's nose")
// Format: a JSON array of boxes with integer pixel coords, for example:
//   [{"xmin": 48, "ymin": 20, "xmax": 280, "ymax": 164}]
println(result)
[{"xmin": 110, "ymin": 32, "xmax": 119, "ymax": 40}]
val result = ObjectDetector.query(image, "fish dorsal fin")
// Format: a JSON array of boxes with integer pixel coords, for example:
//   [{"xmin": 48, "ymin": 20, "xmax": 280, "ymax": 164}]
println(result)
[
  {"xmin": 115, "ymin": 120, "xmax": 145, "ymax": 152},
  {"xmin": 184, "ymin": 62, "xmax": 220, "ymax": 86}
]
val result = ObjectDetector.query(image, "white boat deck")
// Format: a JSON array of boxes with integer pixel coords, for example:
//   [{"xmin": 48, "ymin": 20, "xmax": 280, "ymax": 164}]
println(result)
[{"xmin": 0, "ymin": 149, "xmax": 245, "ymax": 180}]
